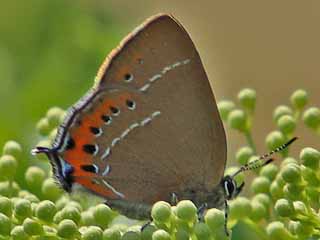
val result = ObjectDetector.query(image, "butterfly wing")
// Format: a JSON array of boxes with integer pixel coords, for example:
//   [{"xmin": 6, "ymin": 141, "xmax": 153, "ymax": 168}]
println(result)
[{"xmin": 53, "ymin": 14, "xmax": 227, "ymax": 204}]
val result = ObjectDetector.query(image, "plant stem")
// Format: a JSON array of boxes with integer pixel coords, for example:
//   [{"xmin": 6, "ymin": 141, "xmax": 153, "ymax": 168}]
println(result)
[{"xmin": 245, "ymin": 131, "xmax": 257, "ymax": 154}]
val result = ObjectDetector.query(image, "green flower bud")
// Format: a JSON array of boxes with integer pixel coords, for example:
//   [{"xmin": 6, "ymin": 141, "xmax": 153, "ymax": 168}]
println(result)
[
  {"xmin": 25, "ymin": 166, "xmax": 46, "ymax": 190},
  {"xmin": 141, "ymin": 224, "xmax": 156, "ymax": 240},
  {"xmin": 152, "ymin": 229, "xmax": 170, "ymax": 240},
  {"xmin": 14, "ymin": 199, "xmax": 32, "ymax": 220},
  {"xmin": 193, "ymin": 222, "xmax": 211, "ymax": 240},
  {"xmin": 81, "ymin": 211, "xmax": 96, "ymax": 226},
  {"xmin": 121, "ymin": 231, "xmax": 140, "ymax": 240},
  {"xmin": 23, "ymin": 218, "xmax": 44, "ymax": 236},
  {"xmin": 301, "ymin": 166, "xmax": 320, "ymax": 186},
  {"xmin": 280, "ymin": 157, "xmax": 298, "ymax": 168},
  {"xmin": 273, "ymin": 105, "xmax": 293, "ymax": 122},
  {"xmin": 0, "ymin": 197, "xmax": 12, "ymax": 217},
  {"xmin": 0, "ymin": 155, "xmax": 17, "ymax": 180},
  {"xmin": 266, "ymin": 221, "xmax": 293, "ymax": 240},
  {"xmin": 175, "ymin": 218, "xmax": 191, "ymax": 233},
  {"xmin": 61, "ymin": 206, "xmax": 81, "ymax": 225},
  {"xmin": 303, "ymin": 107, "xmax": 320, "ymax": 129},
  {"xmin": 0, "ymin": 181, "xmax": 20, "ymax": 197},
  {"xmin": 92, "ymin": 204, "xmax": 113, "ymax": 228},
  {"xmin": 217, "ymin": 100, "xmax": 236, "ymax": 121},
  {"xmin": 46, "ymin": 107, "xmax": 65, "ymax": 128},
  {"xmin": 67, "ymin": 201, "xmax": 83, "ymax": 212},
  {"xmin": 288, "ymin": 220, "xmax": 298, "ymax": 235},
  {"xmin": 41, "ymin": 178, "xmax": 63, "ymax": 201},
  {"xmin": 53, "ymin": 210, "xmax": 63, "ymax": 224},
  {"xmin": 293, "ymin": 201, "xmax": 308, "ymax": 216},
  {"xmin": 290, "ymin": 220, "xmax": 314, "ymax": 237},
  {"xmin": 174, "ymin": 229, "xmax": 190, "ymax": 240},
  {"xmin": 270, "ymin": 181, "xmax": 284, "ymax": 200},
  {"xmin": 3, "ymin": 141, "xmax": 22, "ymax": 159},
  {"xmin": 252, "ymin": 193, "xmax": 272, "ymax": 209},
  {"xmin": 49, "ymin": 128, "xmax": 58, "ymax": 142},
  {"xmin": 204, "ymin": 208, "xmax": 224, "ymax": 231},
  {"xmin": 0, "ymin": 213, "xmax": 11, "ymax": 236},
  {"xmin": 290, "ymin": 89, "xmax": 308, "ymax": 110},
  {"xmin": 283, "ymin": 183, "xmax": 305, "ymax": 201},
  {"xmin": 265, "ymin": 131, "xmax": 286, "ymax": 152},
  {"xmin": 281, "ymin": 163, "xmax": 301, "ymax": 183},
  {"xmin": 82, "ymin": 226, "xmax": 103, "ymax": 240},
  {"xmin": 300, "ymin": 147, "xmax": 320, "ymax": 170},
  {"xmin": 11, "ymin": 225, "xmax": 29, "ymax": 240},
  {"xmin": 229, "ymin": 197, "xmax": 252, "ymax": 220},
  {"xmin": 55, "ymin": 196, "xmax": 70, "ymax": 210},
  {"xmin": 250, "ymin": 201, "xmax": 267, "ymax": 221},
  {"xmin": 103, "ymin": 228, "xmax": 121, "ymax": 240},
  {"xmin": 36, "ymin": 118, "xmax": 51, "ymax": 136},
  {"xmin": 21, "ymin": 193, "xmax": 39, "ymax": 204},
  {"xmin": 43, "ymin": 225, "xmax": 57, "ymax": 234},
  {"xmin": 227, "ymin": 109, "xmax": 248, "ymax": 132},
  {"xmin": 260, "ymin": 163, "xmax": 278, "ymax": 181},
  {"xmin": 57, "ymin": 219, "xmax": 79, "ymax": 239},
  {"xmin": 274, "ymin": 199, "xmax": 295, "ymax": 218},
  {"xmin": 251, "ymin": 176, "xmax": 271, "ymax": 194},
  {"xmin": 277, "ymin": 115, "xmax": 296, "ymax": 135},
  {"xmin": 151, "ymin": 201, "xmax": 171, "ymax": 223},
  {"xmin": 35, "ymin": 200, "xmax": 57, "ymax": 223},
  {"xmin": 176, "ymin": 200, "xmax": 197, "ymax": 222},
  {"xmin": 127, "ymin": 226, "xmax": 142, "ymax": 235},
  {"xmin": 236, "ymin": 146, "xmax": 254, "ymax": 165},
  {"xmin": 238, "ymin": 88, "xmax": 256, "ymax": 112}
]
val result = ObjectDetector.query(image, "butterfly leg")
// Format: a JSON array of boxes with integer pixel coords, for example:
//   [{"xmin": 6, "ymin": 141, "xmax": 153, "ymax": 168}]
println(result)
[
  {"xmin": 234, "ymin": 182, "xmax": 245, "ymax": 198},
  {"xmin": 143, "ymin": 193, "xmax": 178, "ymax": 232},
  {"xmin": 141, "ymin": 220, "xmax": 152, "ymax": 232},
  {"xmin": 197, "ymin": 203, "xmax": 208, "ymax": 221},
  {"xmin": 170, "ymin": 192, "xmax": 179, "ymax": 205},
  {"xmin": 224, "ymin": 199, "xmax": 230, "ymax": 237}
]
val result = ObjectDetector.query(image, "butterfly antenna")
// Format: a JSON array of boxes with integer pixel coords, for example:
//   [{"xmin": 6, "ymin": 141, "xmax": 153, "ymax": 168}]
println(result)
[{"xmin": 231, "ymin": 137, "xmax": 298, "ymax": 178}]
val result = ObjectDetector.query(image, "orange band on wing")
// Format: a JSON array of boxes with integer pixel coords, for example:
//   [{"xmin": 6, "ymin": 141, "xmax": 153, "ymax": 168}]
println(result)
[{"xmin": 73, "ymin": 175, "xmax": 122, "ymax": 199}]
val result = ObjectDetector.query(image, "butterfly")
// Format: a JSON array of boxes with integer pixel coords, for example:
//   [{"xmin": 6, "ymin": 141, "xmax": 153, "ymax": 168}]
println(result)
[{"xmin": 32, "ymin": 13, "xmax": 297, "ymax": 234}]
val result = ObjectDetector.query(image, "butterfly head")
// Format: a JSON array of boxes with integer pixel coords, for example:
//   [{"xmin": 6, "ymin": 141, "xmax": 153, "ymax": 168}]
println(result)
[
  {"xmin": 31, "ymin": 147, "xmax": 74, "ymax": 192},
  {"xmin": 222, "ymin": 175, "xmax": 239, "ymax": 200},
  {"xmin": 221, "ymin": 137, "xmax": 298, "ymax": 200}
]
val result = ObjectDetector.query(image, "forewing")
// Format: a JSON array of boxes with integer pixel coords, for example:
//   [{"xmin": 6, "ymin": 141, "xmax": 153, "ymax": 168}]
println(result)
[{"xmin": 57, "ymin": 14, "xmax": 227, "ymax": 204}]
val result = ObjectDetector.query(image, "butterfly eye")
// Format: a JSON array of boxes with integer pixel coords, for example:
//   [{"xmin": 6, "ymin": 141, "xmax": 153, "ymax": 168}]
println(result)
[
  {"xmin": 124, "ymin": 73, "xmax": 133, "ymax": 82},
  {"xmin": 224, "ymin": 178, "xmax": 235, "ymax": 198}
]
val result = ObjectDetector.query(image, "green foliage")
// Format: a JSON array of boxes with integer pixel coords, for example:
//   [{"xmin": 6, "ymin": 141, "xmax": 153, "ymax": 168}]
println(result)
[
  {"xmin": 0, "ymin": 89, "xmax": 318, "ymax": 239},
  {"xmin": 0, "ymin": 1, "xmax": 126, "ymax": 152},
  {"xmin": 151, "ymin": 201, "xmax": 172, "ymax": 223}
]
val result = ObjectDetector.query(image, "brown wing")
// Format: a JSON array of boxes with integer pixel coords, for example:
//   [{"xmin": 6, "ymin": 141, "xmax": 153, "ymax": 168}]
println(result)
[{"xmin": 59, "ymin": 14, "xmax": 226, "ymax": 204}]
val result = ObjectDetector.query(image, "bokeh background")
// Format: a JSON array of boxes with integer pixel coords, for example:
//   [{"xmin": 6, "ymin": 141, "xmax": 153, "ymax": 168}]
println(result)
[
  {"xmin": 1, "ymin": 1, "xmax": 320, "ymax": 239},
  {"xmin": 0, "ymin": 1, "xmax": 319, "ymax": 182}
]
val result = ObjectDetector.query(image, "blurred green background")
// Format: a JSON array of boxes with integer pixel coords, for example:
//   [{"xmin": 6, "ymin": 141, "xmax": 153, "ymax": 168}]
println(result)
[
  {"xmin": 0, "ymin": 1, "xmax": 140, "ymax": 149},
  {"xmin": 0, "ymin": 1, "xmax": 320, "ymax": 239},
  {"xmin": 0, "ymin": 0, "xmax": 319, "ymax": 163}
]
